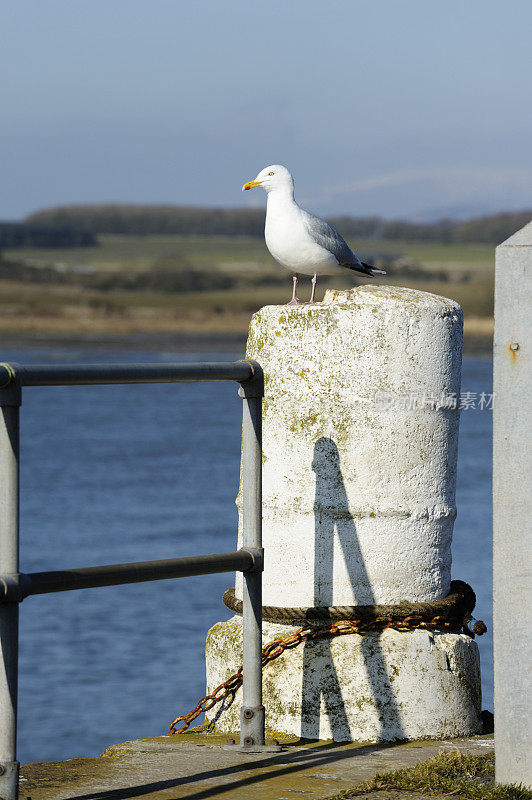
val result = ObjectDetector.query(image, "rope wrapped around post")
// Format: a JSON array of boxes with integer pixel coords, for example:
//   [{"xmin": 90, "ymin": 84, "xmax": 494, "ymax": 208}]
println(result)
[{"xmin": 223, "ymin": 579, "xmax": 486, "ymax": 637}]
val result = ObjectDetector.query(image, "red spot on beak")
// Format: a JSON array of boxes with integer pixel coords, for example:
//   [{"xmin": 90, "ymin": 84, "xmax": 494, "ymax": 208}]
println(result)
[{"xmin": 244, "ymin": 186, "xmax": 250, "ymax": 190}]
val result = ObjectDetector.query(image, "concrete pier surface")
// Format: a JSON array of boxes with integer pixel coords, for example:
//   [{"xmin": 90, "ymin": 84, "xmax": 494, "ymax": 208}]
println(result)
[{"xmin": 20, "ymin": 732, "xmax": 494, "ymax": 799}]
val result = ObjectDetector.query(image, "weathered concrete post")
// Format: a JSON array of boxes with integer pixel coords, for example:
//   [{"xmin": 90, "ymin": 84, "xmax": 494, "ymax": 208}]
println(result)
[
  {"xmin": 206, "ymin": 285, "xmax": 482, "ymax": 741},
  {"xmin": 493, "ymin": 223, "xmax": 532, "ymax": 787}
]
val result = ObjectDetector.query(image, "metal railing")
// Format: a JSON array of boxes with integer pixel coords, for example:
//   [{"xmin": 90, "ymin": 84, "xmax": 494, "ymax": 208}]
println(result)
[{"xmin": 0, "ymin": 359, "xmax": 271, "ymax": 800}]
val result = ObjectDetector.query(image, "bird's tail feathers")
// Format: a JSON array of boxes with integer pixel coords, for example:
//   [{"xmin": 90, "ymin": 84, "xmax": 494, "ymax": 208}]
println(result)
[{"xmin": 361, "ymin": 261, "xmax": 386, "ymax": 276}]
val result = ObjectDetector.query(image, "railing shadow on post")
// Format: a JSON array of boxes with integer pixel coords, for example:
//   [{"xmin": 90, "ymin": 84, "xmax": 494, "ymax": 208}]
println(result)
[{"xmin": 301, "ymin": 437, "xmax": 405, "ymax": 741}]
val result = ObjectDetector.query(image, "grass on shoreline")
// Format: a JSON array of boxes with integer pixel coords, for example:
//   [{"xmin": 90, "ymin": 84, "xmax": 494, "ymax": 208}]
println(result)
[
  {"xmin": 0, "ymin": 277, "xmax": 494, "ymax": 350},
  {"xmin": 329, "ymin": 751, "xmax": 531, "ymax": 800}
]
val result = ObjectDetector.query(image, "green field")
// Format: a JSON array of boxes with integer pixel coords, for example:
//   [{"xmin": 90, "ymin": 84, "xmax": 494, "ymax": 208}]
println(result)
[{"xmin": 4, "ymin": 233, "xmax": 494, "ymax": 274}]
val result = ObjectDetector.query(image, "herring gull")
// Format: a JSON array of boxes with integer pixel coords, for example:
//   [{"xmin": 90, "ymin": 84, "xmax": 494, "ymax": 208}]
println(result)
[{"xmin": 243, "ymin": 164, "xmax": 385, "ymax": 304}]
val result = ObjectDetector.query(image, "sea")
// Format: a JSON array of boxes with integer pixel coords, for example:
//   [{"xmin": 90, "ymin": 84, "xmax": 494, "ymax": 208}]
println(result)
[{"xmin": 1, "ymin": 345, "xmax": 493, "ymax": 765}]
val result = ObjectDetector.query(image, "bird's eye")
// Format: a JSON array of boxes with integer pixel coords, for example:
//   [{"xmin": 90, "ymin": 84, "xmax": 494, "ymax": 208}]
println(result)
[{"xmin": 268, "ymin": 171, "xmax": 274, "ymax": 176}]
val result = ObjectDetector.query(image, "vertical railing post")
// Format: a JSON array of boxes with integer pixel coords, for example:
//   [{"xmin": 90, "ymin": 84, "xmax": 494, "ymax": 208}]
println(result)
[
  {"xmin": 0, "ymin": 367, "xmax": 21, "ymax": 800},
  {"xmin": 238, "ymin": 362, "xmax": 265, "ymax": 748}
]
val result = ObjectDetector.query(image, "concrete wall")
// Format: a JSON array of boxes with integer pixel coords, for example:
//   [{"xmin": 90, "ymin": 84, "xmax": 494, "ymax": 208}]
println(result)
[{"xmin": 493, "ymin": 222, "xmax": 532, "ymax": 787}]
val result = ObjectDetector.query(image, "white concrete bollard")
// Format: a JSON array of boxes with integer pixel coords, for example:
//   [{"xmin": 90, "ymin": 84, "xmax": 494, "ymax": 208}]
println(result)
[
  {"xmin": 235, "ymin": 285, "xmax": 462, "ymax": 607},
  {"xmin": 206, "ymin": 286, "xmax": 481, "ymax": 741}
]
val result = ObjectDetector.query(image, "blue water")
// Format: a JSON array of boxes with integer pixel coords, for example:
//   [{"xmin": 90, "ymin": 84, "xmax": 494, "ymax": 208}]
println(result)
[{"xmin": 2, "ymin": 346, "xmax": 492, "ymax": 765}]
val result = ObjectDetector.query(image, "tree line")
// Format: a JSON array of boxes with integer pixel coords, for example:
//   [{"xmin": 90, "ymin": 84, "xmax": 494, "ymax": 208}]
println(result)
[
  {"xmin": 0, "ymin": 222, "xmax": 96, "ymax": 249},
  {"xmin": 6, "ymin": 206, "xmax": 530, "ymax": 245}
]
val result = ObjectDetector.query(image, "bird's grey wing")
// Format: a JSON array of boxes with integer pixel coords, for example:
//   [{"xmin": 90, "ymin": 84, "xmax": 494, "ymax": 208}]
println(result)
[{"xmin": 301, "ymin": 210, "xmax": 363, "ymax": 268}]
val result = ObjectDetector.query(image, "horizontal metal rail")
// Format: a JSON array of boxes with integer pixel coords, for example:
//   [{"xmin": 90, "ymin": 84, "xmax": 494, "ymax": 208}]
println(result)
[
  {"xmin": 0, "ymin": 360, "xmax": 257, "ymax": 387},
  {"xmin": 0, "ymin": 548, "xmax": 262, "ymax": 603}
]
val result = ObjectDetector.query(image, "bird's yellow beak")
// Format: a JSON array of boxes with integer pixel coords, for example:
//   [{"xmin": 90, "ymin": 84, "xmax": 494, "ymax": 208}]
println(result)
[{"xmin": 242, "ymin": 179, "xmax": 262, "ymax": 191}]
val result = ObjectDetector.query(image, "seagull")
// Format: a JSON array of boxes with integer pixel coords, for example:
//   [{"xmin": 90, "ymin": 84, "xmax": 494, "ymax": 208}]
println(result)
[{"xmin": 243, "ymin": 164, "xmax": 385, "ymax": 304}]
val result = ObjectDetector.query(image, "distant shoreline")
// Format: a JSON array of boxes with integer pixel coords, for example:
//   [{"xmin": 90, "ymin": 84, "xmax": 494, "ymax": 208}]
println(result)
[
  {"xmin": 0, "ymin": 327, "xmax": 492, "ymax": 356},
  {"xmin": 0, "ymin": 330, "xmax": 248, "ymax": 353}
]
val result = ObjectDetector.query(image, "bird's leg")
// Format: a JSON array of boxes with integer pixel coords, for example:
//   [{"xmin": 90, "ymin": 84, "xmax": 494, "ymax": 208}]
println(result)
[
  {"xmin": 286, "ymin": 273, "xmax": 300, "ymax": 305},
  {"xmin": 307, "ymin": 273, "xmax": 318, "ymax": 304}
]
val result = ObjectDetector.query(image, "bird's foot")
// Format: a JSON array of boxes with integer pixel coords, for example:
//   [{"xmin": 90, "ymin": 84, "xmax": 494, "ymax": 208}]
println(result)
[
  {"xmin": 287, "ymin": 273, "xmax": 300, "ymax": 305},
  {"xmin": 286, "ymin": 298, "xmax": 301, "ymax": 305},
  {"xmin": 304, "ymin": 273, "xmax": 318, "ymax": 304}
]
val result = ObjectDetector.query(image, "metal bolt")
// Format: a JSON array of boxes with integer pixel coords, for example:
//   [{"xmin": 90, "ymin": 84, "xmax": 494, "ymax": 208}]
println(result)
[
  {"xmin": 243, "ymin": 736, "xmax": 254, "ymax": 746},
  {"xmin": 510, "ymin": 342, "xmax": 520, "ymax": 351},
  {"xmin": 243, "ymin": 708, "xmax": 254, "ymax": 720}
]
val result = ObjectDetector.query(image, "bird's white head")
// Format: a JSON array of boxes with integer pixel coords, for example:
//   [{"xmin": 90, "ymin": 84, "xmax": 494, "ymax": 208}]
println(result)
[{"xmin": 242, "ymin": 164, "xmax": 294, "ymax": 195}]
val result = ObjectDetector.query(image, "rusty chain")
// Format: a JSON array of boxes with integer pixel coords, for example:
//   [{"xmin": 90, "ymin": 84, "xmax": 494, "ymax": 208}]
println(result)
[{"xmin": 168, "ymin": 612, "xmax": 466, "ymax": 735}]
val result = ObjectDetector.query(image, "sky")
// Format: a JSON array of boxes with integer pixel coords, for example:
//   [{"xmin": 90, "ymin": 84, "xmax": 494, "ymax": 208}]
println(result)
[{"xmin": 1, "ymin": 0, "xmax": 531, "ymax": 221}]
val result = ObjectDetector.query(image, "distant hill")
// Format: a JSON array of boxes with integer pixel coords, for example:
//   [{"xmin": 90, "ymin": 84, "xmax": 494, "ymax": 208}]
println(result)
[{"xmin": 25, "ymin": 205, "xmax": 531, "ymax": 245}]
